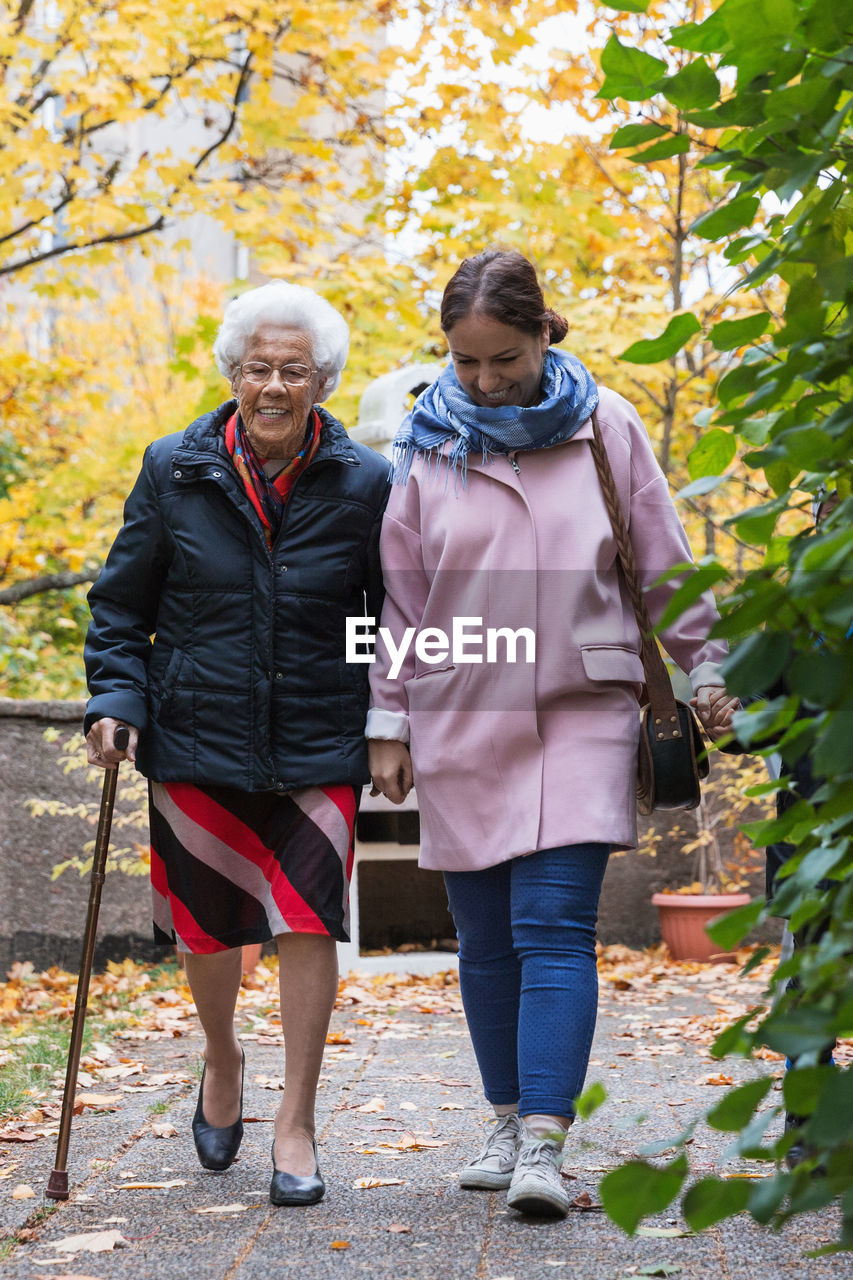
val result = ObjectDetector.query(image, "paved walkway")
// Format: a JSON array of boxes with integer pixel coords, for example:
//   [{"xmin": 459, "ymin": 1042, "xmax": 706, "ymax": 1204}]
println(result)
[{"xmin": 0, "ymin": 955, "xmax": 848, "ymax": 1279}]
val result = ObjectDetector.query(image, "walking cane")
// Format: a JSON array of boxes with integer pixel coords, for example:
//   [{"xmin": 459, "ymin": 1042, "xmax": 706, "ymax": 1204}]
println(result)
[{"xmin": 46, "ymin": 724, "xmax": 130, "ymax": 1201}]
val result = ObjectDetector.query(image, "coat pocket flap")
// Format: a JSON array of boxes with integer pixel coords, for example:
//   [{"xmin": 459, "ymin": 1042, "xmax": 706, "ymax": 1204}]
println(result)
[{"xmin": 580, "ymin": 644, "xmax": 645, "ymax": 683}]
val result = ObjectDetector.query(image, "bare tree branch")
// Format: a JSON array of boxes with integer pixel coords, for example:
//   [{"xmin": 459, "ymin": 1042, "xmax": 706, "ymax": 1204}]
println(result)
[
  {"xmin": 625, "ymin": 375, "xmax": 665, "ymax": 414},
  {"xmin": 0, "ymin": 568, "xmax": 100, "ymax": 605},
  {"xmin": 0, "ymin": 44, "xmax": 255, "ymax": 279},
  {"xmin": 13, "ymin": 0, "xmax": 36, "ymax": 36},
  {"xmin": 0, "ymin": 212, "xmax": 168, "ymax": 277}
]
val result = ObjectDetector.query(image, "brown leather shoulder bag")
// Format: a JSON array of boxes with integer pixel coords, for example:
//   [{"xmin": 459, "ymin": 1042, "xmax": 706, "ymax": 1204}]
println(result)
[{"xmin": 588, "ymin": 410, "xmax": 709, "ymax": 814}]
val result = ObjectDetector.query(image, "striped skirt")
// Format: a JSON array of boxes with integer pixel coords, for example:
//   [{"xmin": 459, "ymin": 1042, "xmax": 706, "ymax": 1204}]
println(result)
[{"xmin": 148, "ymin": 782, "xmax": 358, "ymax": 953}]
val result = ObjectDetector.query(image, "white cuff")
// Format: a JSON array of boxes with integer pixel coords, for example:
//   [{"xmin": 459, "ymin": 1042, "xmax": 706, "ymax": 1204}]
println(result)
[
  {"xmin": 365, "ymin": 707, "xmax": 411, "ymax": 744},
  {"xmin": 689, "ymin": 662, "xmax": 726, "ymax": 694}
]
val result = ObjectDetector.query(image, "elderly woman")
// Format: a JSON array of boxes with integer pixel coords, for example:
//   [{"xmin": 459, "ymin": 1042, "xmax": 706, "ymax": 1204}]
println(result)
[
  {"xmin": 368, "ymin": 250, "xmax": 737, "ymax": 1218},
  {"xmin": 84, "ymin": 281, "xmax": 390, "ymax": 1206}
]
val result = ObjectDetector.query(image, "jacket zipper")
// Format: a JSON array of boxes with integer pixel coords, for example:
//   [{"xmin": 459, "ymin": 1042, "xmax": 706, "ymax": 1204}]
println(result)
[
  {"xmin": 265, "ymin": 449, "xmax": 358, "ymax": 787},
  {"xmin": 180, "ymin": 440, "xmax": 358, "ymax": 789},
  {"xmin": 509, "ymin": 454, "xmax": 521, "ymax": 475}
]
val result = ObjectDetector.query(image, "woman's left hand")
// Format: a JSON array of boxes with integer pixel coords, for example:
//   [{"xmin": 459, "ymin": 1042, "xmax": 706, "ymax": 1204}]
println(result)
[{"xmin": 691, "ymin": 686, "xmax": 741, "ymax": 741}]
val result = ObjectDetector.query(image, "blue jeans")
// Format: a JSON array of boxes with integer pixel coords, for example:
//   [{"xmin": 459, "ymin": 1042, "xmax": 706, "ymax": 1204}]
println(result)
[{"xmin": 444, "ymin": 843, "xmax": 610, "ymax": 1119}]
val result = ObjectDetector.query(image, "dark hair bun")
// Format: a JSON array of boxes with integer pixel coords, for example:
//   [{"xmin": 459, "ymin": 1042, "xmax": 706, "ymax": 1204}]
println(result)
[
  {"xmin": 441, "ymin": 249, "xmax": 567, "ymax": 343},
  {"xmin": 547, "ymin": 310, "xmax": 569, "ymax": 344}
]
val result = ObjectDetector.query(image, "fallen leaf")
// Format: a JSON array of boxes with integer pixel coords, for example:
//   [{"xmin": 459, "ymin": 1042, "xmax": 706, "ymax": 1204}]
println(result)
[
  {"xmin": 115, "ymin": 1179, "xmax": 187, "ymax": 1190},
  {"xmin": 636, "ymin": 1265, "xmax": 683, "ymax": 1277},
  {"xmin": 439, "ymin": 1103, "xmax": 463, "ymax": 1111},
  {"xmin": 0, "ymin": 1129, "xmax": 39, "ymax": 1143},
  {"xmin": 700, "ymin": 1073, "xmax": 734, "ymax": 1087},
  {"xmin": 47, "ymin": 1230, "xmax": 127, "ymax": 1255},
  {"xmin": 568, "ymin": 1190, "xmax": 602, "ymax": 1211},
  {"xmin": 193, "ymin": 1203, "xmax": 257, "ymax": 1214},
  {"xmin": 150, "ymin": 1122, "xmax": 178, "ymax": 1139},
  {"xmin": 11, "ymin": 1183, "xmax": 35, "ymax": 1199},
  {"xmin": 325, "ymin": 1033, "xmax": 353, "ymax": 1045},
  {"xmin": 256, "ymin": 1076, "xmax": 285, "ymax": 1091},
  {"xmin": 330, "ymin": 1240, "xmax": 351, "ymax": 1249},
  {"xmin": 339, "ymin": 984, "xmax": 375, "ymax": 1003},
  {"xmin": 388, "ymin": 1223, "xmax": 411, "ymax": 1233},
  {"xmin": 75, "ymin": 1094, "xmax": 122, "ymax": 1110},
  {"xmin": 355, "ymin": 1097, "xmax": 385, "ymax": 1114},
  {"xmin": 352, "ymin": 1177, "xmax": 406, "ymax": 1189},
  {"xmin": 399, "ymin": 1101, "xmax": 418, "ymax": 1111},
  {"xmin": 375, "ymin": 1132, "xmax": 448, "ymax": 1152},
  {"xmin": 635, "ymin": 1226, "xmax": 693, "ymax": 1238}
]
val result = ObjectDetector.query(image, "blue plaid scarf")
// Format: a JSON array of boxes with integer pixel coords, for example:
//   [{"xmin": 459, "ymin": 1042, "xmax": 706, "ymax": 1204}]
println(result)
[{"xmin": 393, "ymin": 349, "xmax": 599, "ymax": 485}]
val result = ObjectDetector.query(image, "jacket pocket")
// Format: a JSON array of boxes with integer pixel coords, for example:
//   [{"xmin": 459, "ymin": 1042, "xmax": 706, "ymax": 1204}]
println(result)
[
  {"xmin": 149, "ymin": 646, "xmax": 185, "ymax": 720},
  {"xmin": 404, "ymin": 663, "xmax": 457, "ymax": 713},
  {"xmin": 411, "ymin": 663, "xmax": 456, "ymax": 681},
  {"xmin": 580, "ymin": 644, "xmax": 645, "ymax": 683}
]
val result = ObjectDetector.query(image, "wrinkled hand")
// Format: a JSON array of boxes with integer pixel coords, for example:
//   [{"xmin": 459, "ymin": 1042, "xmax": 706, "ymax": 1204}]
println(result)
[
  {"xmin": 86, "ymin": 717, "xmax": 138, "ymax": 769},
  {"xmin": 368, "ymin": 739, "xmax": 413, "ymax": 805},
  {"xmin": 690, "ymin": 686, "xmax": 741, "ymax": 742}
]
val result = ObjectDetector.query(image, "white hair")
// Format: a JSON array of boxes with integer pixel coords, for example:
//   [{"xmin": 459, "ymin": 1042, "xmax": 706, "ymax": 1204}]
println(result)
[{"xmin": 213, "ymin": 280, "xmax": 349, "ymax": 400}]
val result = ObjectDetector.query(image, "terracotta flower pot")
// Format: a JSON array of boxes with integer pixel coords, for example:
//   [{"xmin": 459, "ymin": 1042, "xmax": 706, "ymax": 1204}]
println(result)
[{"xmin": 651, "ymin": 892, "xmax": 752, "ymax": 963}]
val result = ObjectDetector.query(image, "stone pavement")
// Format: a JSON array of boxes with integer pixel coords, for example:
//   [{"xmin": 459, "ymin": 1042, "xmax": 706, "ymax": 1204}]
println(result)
[{"xmin": 0, "ymin": 955, "xmax": 849, "ymax": 1280}]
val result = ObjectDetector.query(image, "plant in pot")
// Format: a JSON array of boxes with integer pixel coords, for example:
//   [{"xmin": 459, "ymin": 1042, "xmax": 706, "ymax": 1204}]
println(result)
[{"xmin": 649, "ymin": 755, "xmax": 768, "ymax": 963}]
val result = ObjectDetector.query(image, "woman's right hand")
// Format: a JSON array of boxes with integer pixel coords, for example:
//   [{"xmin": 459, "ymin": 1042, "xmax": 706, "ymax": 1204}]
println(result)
[
  {"xmin": 86, "ymin": 717, "xmax": 138, "ymax": 769},
  {"xmin": 368, "ymin": 739, "xmax": 413, "ymax": 805}
]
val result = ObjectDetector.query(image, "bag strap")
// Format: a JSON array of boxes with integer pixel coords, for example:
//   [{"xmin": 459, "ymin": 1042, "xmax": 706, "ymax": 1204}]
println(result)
[{"xmin": 588, "ymin": 409, "xmax": 684, "ymax": 745}]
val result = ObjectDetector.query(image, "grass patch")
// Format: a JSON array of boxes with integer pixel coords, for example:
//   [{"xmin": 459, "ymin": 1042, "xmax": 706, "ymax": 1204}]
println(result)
[
  {"xmin": 0, "ymin": 958, "xmax": 187, "ymax": 1124},
  {"xmin": 0, "ymin": 1023, "xmax": 93, "ymax": 1122},
  {"xmin": 0, "ymin": 1203, "xmax": 58, "ymax": 1261}
]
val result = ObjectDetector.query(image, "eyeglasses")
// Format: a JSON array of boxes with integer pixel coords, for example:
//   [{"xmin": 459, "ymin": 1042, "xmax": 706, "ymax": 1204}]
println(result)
[{"xmin": 239, "ymin": 362, "xmax": 318, "ymax": 386}]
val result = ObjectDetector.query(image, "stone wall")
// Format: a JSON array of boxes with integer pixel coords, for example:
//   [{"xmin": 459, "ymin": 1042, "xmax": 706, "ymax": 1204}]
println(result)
[
  {"xmin": 0, "ymin": 699, "xmax": 773, "ymax": 971},
  {"xmin": 0, "ymin": 699, "xmax": 156, "ymax": 973}
]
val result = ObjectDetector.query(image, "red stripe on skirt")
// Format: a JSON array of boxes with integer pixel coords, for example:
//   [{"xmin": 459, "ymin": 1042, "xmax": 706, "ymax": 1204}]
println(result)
[
  {"xmin": 164, "ymin": 782, "xmax": 327, "ymax": 934},
  {"xmin": 321, "ymin": 785, "xmax": 358, "ymax": 880},
  {"xmin": 168, "ymin": 893, "xmax": 228, "ymax": 954},
  {"xmin": 149, "ymin": 844, "xmax": 169, "ymax": 898},
  {"xmin": 150, "ymin": 842, "xmax": 225, "ymax": 953}
]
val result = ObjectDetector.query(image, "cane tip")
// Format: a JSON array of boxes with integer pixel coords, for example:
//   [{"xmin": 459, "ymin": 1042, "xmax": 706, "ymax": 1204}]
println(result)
[{"xmin": 45, "ymin": 1170, "xmax": 69, "ymax": 1201}]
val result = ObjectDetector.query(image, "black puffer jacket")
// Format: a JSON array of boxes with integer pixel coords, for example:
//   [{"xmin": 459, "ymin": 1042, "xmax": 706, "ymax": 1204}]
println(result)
[{"xmin": 84, "ymin": 401, "xmax": 391, "ymax": 792}]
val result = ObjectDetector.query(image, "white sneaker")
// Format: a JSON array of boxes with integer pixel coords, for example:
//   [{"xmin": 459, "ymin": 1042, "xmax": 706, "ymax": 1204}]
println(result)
[
  {"xmin": 506, "ymin": 1133, "xmax": 570, "ymax": 1218},
  {"xmin": 459, "ymin": 1113, "xmax": 523, "ymax": 1190}
]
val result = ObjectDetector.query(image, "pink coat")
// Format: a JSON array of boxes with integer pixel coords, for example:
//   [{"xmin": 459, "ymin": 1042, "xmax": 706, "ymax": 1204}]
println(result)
[{"xmin": 367, "ymin": 386, "xmax": 726, "ymax": 871}]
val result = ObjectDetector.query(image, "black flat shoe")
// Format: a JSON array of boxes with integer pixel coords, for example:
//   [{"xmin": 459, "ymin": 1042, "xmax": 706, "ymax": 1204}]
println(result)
[
  {"xmin": 270, "ymin": 1138, "xmax": 325, "ymax": 1206},
  {"xmin": 192, "ymin": 1048, "xmax": 244, "ymax": 1171}
]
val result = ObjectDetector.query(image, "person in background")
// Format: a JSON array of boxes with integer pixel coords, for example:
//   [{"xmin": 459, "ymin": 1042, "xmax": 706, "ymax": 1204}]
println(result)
[
  {"xmin": 84, "ymin": 281, "xmax": 390, "ymax": 1206},
  {"xmin": 367, "ymin": 249, "xmax": 737, "ymax": 1218}
]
